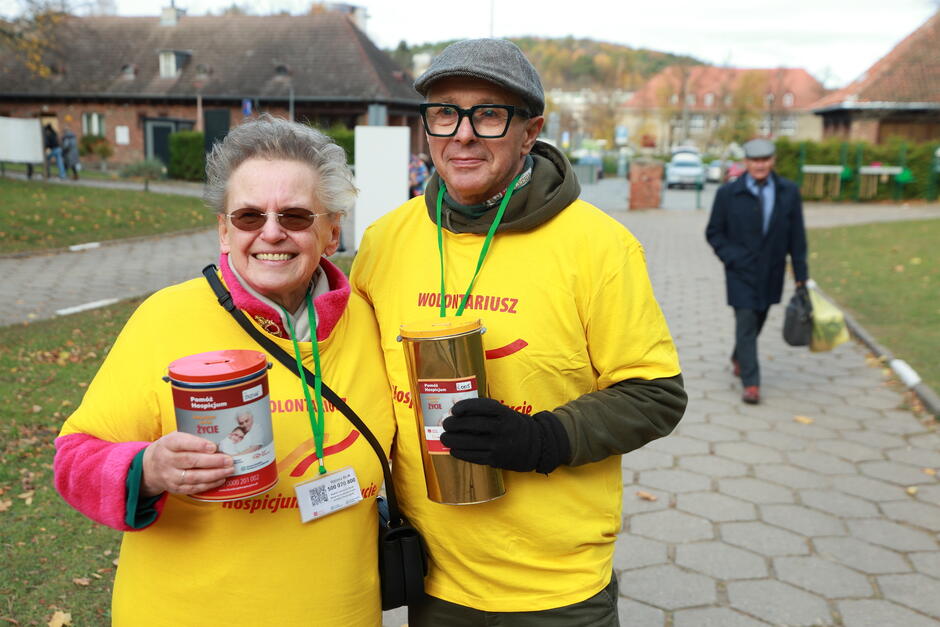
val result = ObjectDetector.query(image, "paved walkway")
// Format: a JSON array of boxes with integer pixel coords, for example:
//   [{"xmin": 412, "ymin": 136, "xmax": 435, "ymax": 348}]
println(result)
[
  {"xmin": 5, "ymin": 176, "xmax": 940, "ymax": 626},
  {"xmin": 610, "ymin": 207, "xmax": 940, "ymax": 627}
]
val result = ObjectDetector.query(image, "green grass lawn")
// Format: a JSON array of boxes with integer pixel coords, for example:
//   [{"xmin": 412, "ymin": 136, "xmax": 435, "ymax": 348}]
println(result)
[
  {"xmin": 0, "ymin": 177, "xmax": 213, "ymax": 254},
  {"xmin": 809, "ymin": 218, "xmax": 940, "ymax": 394},
  {"xmin": 0, "ymin": 298, "xmax": 143, "ymax": 625}
]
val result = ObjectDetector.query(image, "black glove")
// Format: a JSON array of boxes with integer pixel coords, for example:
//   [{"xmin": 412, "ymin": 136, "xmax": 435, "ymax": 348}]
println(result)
[{"xmin": 440, "ymin": 398, "xmax": 570, "ymax": 474}]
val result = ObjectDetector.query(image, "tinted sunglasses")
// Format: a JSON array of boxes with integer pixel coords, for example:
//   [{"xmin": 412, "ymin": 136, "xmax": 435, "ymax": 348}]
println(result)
[{"xmin": 225, "ymin": 208, "xmax": 330, "ymax": 231}]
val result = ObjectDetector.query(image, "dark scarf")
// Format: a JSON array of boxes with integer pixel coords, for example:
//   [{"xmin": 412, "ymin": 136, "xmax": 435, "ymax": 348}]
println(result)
[{"xmin": 423, "ymin": 141, "xmax": 581, "ymax": 234}]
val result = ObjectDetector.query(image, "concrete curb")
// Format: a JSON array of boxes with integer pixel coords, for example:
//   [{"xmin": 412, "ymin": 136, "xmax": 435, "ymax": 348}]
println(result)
[
  {"xmin": 0, "ymin": 226, "xmax": 216, "ymax": 260},
  {"xmin": 812, "ymin": 283, "xmax": 940, "ymax": 419}
]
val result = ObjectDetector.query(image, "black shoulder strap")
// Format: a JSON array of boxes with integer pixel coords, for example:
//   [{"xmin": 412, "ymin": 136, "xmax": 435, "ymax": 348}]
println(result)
[{"xmin": 201, "ymin": 264, "xmax": 406, "ymax": 528}]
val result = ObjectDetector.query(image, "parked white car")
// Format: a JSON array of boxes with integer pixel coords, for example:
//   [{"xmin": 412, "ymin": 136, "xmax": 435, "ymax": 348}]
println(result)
[{"xmin": 666, "ymin": 153, "xmax": 705, "ymax": 189}]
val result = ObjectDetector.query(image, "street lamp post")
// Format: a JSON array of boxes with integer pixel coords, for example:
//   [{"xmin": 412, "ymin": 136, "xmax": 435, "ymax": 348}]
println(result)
[
  {"xmin": 193, "ymin": 73, "xmax": 208, "ymax": 132},
  {"xmin": 289, "ymin": 82, "xmax": 295, "ymax": 123}
]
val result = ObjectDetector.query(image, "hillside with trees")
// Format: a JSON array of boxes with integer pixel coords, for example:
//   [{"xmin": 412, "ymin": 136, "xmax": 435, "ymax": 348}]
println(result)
[{"xmin": 388, "ymin": 37, "xmax": 702, "ymax": 91}]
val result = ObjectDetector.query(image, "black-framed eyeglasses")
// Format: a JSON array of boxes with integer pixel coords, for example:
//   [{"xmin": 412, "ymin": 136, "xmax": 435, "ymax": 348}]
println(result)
[
  {"xmin": 419, "ymin": 103, "xmax": 532, "ymax": 139},
  {"xmin": 225, "ymin": 208, "xmax": 330, "ymax": 232}
]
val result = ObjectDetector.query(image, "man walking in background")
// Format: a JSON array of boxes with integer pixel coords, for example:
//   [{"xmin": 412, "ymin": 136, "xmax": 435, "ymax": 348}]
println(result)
[
  {"xmin": 706, "ymin": 138, "xmax": 809, "ymax": 404},
  {"xmin": 43, "ymin": 124, "xmax": 66, "ymax": 180}
]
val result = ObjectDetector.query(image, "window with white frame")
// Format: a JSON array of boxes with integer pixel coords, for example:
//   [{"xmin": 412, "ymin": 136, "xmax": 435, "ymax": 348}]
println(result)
[
  {"xmin": 82, "ymin": 112, "xmax": 105, "ymax": 137},
  {"xmin": 765, "ymin": 93, "xmax": 775, "ymax": 106},
  {"xmin": 686, "ymin": 93, "xmax": 696, "ymax": 106},
  {"xmin": 759, "ymin": 116, "xmax": 771, "ymax": 135},
  {"xmin": 704, "ymin": 92, "xmax": 715, "ymax": 107},
  {"xmin": 159, "ymin": 51, "xmax": 177, "ymax": 78},
  {"xmin": 780, "ymin": 115, "xmax": 797, "ymax": 135},
  {"xmin": 670, "ymin": 93, "xmax": 679, "ymax": 105},
  {"xmin": 783, "ymin": 92, "xmax": 795, "ymax": 107},
  {"xmin": 690, "ymin": 114, "xmax": 705, "ymax": 130}
]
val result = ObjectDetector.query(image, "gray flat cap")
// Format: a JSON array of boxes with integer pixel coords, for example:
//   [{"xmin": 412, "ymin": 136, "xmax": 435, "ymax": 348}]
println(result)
[
  {"xmin": 743, "ymin": 138, "xmax": 775, "ymax": 159},
  {"xmin": 414, "ymin": 38, "xmax": 545, "ymax": 116}
]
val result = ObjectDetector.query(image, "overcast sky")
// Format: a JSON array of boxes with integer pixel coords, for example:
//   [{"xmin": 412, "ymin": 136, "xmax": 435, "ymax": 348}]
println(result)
[{"xmin": 3, "ymin": 0, "xmax": 937, "ymax": 88}]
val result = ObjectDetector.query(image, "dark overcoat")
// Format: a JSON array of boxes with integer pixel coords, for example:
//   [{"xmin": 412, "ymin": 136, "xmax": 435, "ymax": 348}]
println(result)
[{"xmin": 705, "ymin": 172, "xmax": 808, "ymax": 310}]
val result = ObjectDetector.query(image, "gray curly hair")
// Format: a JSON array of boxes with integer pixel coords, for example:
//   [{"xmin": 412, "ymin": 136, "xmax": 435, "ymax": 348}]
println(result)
[{"xmin": 204, "ymin": 113, "xmax": 356, "ymax": 216}]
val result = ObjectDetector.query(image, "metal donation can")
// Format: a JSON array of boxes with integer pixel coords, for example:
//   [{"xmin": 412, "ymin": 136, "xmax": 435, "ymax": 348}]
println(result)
[
  {"xmin": 399, "ymin": 317, "xmax": 505, "ymax": 505},
  {"xmin": 166, "ymin": 350, "xmax": 277, "ymax": 502}
]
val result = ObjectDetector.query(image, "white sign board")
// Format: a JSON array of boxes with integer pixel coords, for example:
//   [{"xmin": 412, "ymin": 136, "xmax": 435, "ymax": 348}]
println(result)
[
  {"xmin": 0, "ymin": 116, "xmax": 44, "ymax": 163},
  {"xmin": 859, "ymin": 165, "xmax": 902, "ymax": 175},
  {"xmin": 352, "ymin": 125, "xmax": 410, "ymax": 251},
  {"xmin": 802, "ymin": 165, "xmax": 844, "ymax": 174}
]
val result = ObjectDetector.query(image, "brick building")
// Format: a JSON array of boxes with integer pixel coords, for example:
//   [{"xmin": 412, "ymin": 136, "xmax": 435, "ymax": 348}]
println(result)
[
  {"xmin": 811, "ymin": 11, "xmax": 940, "ymax": 144},
  {"xmin": 0, "ymin": 7, "xmax": 423, "ymax": 165},
  {"xmin": 621, "ymin": 65, "xmax": 826, "ymax": 153}
]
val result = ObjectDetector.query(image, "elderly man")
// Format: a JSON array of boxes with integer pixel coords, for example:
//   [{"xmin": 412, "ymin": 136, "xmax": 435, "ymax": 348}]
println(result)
[
  {"xmin": 706, "ymin": 138, "xmax": 809, "ymax": 405},
  {"xmin": 351, "ymin": 38, "xmax": 686, "ymax": 625}
]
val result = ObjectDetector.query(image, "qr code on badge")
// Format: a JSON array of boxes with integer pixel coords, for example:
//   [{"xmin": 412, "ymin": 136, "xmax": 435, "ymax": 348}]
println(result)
[{"xmin": 308, "ymin": 484, "xmax": 328, "ymax": 507}]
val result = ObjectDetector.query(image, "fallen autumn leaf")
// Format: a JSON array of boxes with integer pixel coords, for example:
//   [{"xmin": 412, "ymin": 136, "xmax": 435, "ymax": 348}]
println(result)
[{"xmin": 47, "ymin": 611, "xmax": 71, "ymax": 627}]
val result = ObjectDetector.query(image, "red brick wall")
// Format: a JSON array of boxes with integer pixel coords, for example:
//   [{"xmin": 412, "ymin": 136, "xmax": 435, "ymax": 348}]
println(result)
[
  {"xmin": 2, "ymin": 100, "xmax": 251, "ymax": 165},
  {"xmin": 850, "ymin": 118, "xmax": 880, "ymax": 144},
  {"xmin": 629, "ymin": 161, "xmax": 664, "ymax": 210},
  {"xmin": 2, "ymin": 99, "xmax": 421, "ymax": 166}
]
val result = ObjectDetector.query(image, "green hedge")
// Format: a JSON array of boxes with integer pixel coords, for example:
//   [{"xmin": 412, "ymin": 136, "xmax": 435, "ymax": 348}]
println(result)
[
  {"xmin": 314, "ymin": 124, "xmax": 355, "ymax": 165},
  {"xmin": 775, "ymin": 137, "xmax": 940, "ymax": 201},
  {"xmin": 168, "ymin": 131, "xmax": 206, "ymax": 181}
]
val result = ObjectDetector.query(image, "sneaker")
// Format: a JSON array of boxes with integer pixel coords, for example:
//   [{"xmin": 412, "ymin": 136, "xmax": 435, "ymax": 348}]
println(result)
[
  {"xmin": 742, "ymin": 386, "xmax": 760, "ymax": 404},
  {"xmin": 731, "ymin": 357, "xmax": 741, "ymax": 377}
]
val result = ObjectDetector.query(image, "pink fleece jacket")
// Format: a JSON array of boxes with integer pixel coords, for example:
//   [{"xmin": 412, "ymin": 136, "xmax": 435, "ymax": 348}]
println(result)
[
  {"xmin": 218, "ymin": 253, "xmax": 350, "ymax": 341},
  {"xmin": 54, "ymin": 259, "xmax": 350, "ymax": 531}
]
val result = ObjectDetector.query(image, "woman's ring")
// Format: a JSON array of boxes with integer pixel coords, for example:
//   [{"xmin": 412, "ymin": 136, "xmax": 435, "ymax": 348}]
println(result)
[{"xmin": 179, "ymin": 469, "xmax": 187, "ymax": 482}]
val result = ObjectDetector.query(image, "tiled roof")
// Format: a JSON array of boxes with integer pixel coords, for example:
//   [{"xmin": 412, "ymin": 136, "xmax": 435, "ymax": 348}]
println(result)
[
  {"xmin": 626, "ymin": 65, "xmax": 825, "ymax": 111},
  {"xmin": 0, "ymin": 12, "xmax": 421, "ymax": 104},
  {"xmin": 811, "ymin": 11, "xmax": 940, "ymax": 111}
]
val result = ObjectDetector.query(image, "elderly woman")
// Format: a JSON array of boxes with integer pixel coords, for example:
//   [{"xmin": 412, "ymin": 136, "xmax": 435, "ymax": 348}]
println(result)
[{"xmin": 54, "ymin": 115, "xmax": 394, "ymax": 626}]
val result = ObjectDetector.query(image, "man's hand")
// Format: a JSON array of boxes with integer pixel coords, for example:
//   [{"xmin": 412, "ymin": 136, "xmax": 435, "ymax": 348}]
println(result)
[{"xmin": 440, "ymin": 398, "xmax": 570, "ymax": 474}]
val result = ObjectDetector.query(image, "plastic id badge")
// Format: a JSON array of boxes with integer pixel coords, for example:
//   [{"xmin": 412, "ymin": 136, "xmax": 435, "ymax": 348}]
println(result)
[{"xmin": 295, "ymin": 466, "xmax": 363, "ymax": 523}]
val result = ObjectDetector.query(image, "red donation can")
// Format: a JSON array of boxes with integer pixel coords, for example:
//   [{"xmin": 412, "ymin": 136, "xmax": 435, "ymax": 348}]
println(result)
[{"xmin": 167, "ymin": 350, "xmax": 277, "ymax": 501}]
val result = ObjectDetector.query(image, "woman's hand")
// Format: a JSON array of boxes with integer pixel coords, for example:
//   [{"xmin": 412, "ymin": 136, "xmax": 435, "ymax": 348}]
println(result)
[{"xmin": 141, "ymin": 432, "xmax": 235, "ymax": 498}]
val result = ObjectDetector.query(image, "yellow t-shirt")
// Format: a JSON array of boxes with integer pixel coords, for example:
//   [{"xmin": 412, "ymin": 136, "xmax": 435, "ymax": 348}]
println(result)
[
  {"xmin": 59, "ymin": 277, "xmax": 395, "ymax": 626},
  {"xmin": 351, "ymin": 197, "xmax": 679, "ymax": 611}
]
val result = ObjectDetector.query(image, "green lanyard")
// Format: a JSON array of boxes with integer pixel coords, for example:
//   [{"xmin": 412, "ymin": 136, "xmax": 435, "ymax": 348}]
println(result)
[
  {"xmin": 278, "ymin": 291, "xmax": 327, "ymax": 475},
  {"xmin": 436, "ymin": 173, "xmax": 522, "ymax": 318}
]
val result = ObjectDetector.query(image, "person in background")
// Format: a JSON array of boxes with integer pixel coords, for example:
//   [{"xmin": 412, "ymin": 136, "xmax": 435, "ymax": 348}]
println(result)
[
  {"xmin": 43, "ymin": 123, "xmax": 66, "ymax": 179},
  {"xmin": 409, "ymin": 152, "xmax": 430, "ymax": 197},
  {"xmin": 705, "ymin": 137, "xmax": 809, "ymax": 404},
  {"xmin": 351, "ymin": 38, "xmax": 686, "ymax": 626},
  {"xmin": 61, "ymin": 127, "xmax": 81, "ymax": 180},
  {"xmin": 54, "ymin": 114, "xmax": 394, "ymax": 626}
]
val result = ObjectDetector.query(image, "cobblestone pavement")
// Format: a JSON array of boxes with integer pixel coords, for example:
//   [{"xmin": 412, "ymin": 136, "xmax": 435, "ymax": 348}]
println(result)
[
  {"xmin": 609, "ymin": 207, "xmax": 940, "ymax": 627},
  {"xmin": 4, "ymin": 176, "xmax": 940, "ymax": 626}
]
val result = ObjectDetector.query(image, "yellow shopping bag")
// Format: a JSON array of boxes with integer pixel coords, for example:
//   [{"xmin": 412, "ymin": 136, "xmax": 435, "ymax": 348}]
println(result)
[{"xmin": 807, "ymin": 287, "xmax": 850, "ymax": 352}]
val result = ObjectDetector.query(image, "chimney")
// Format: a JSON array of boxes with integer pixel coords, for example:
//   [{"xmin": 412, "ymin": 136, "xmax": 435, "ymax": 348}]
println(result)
[{"xmin": 161, "ymin": 4, "xmax": 184, "ymax": 26}]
